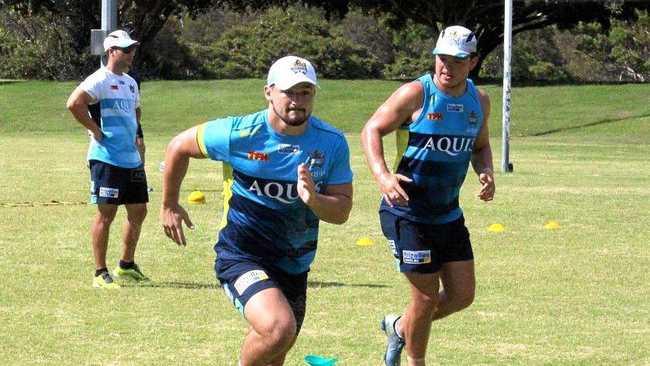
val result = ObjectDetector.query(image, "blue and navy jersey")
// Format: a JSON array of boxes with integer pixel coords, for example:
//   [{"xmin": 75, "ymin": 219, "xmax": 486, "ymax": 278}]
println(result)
[
  {"xmin": 381, "ymin": 74, "xmax": 484, "ymax": 224},
  {"xmin": 80, "ymin": 67, "xmax": 141, "ymax": 168},
  {"xmin": 198, "ymin": 110, "xmax": 353, "ymax": 274}
]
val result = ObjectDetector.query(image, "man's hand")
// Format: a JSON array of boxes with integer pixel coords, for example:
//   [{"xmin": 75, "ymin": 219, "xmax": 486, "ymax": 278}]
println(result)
[
  {"xmin": 90, "ymin": 128, "xmax": 103, "ymax": 142},
  {"xmin": 297, "ymin": 164, "xmax": 317, "ymax": 206},
  {"xmin": 378, "ymin": 172, "xmax": 412, "ymax": 207},
  {"xmin": 87, "ymin": 127, "xmax": 103, "ymax": 142},
  {"xmin": 160, "ymin": 203, "xmax": 194, "ymax": 246},
  {"xmin": 477, "ymin": 169, "xmax": 495, "ymax": 202}
]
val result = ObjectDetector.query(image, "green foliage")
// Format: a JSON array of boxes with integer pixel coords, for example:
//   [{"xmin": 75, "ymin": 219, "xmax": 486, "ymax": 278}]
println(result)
[
  {"xmin": 382, "ymin": 20, "xmax": 436, "ymax": 79},
  {"xmin": 138, "ymin": 19, "xmax": 210, "ymax": 79},
  {"xmin": 608, "ymin": 10, "xmax": 649, "ymax": 81},
  {"xmin": 337, "ymin": 8, "xmax": 394, "ymax": 65},
  {"xmin": 204, "ymin": 6, "xmax": 381, "ymax": 79},
  {"xmin": 567, "ymin": 10, "xmax": 649, "ymax": 82},
  {"xmin": 382, "ymin": 55, "xmax": 431, "ymax": 80},
  {"xmin": 481, "ymin": 28, "xmax": 570, "ymax": 82},
  {"xmin": 0, "ymin": 10, "xmax": 95, "ymax": 80},
  {"xmin": 1, "ymin": 2, "xmax": 648, "ymax": 82}
]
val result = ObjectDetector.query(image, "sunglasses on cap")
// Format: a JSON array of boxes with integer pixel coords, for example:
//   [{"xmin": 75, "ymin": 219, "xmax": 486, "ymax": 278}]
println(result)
[{"xmin": 112, "ymin": 45, "xmax": 137, "ymax": 54}]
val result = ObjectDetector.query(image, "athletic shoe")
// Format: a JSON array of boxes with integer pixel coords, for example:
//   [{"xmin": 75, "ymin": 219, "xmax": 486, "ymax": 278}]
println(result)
[
  {"xmin": 381, "ymin": 314, "xmax": 405, "ymax": 366},
  {"xmin": 113, "ymin": 263, "xmax": 150, "ymax": 282},
  {"xmin": 93, "ymin": 271, "xmax": 121, "ymax": 289}
]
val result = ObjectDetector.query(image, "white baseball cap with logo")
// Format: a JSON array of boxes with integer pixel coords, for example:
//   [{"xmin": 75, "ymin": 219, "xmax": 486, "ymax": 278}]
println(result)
[
  {"xmin": 103, "ymin": 30, "xmax": 139, "ymax": 51},
  {"xmin": 432, "ymin": 25, "xmax": 477, "ymax": 59},
  {"xmin": 266, "ymin": 55, "xmax": 318, "ymax": 90}
]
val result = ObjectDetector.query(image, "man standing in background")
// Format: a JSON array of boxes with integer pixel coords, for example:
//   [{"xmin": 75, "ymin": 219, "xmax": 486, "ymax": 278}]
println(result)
[{"xmin": 66, "ymin": 30, "xmax": 149, "ymax": 288}]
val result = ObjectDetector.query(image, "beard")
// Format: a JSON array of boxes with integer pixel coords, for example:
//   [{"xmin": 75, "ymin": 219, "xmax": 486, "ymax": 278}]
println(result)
[{"xmin": 272, "ymin": 104, "xmax": 310, "ymax": 126}]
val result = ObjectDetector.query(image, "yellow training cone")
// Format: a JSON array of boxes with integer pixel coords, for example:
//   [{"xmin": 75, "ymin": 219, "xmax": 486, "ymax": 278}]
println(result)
[
  {"xmin": 188, "ymin": 190, "xmax": 206, "ymax": 204},
  {"xmin": 487, "ymin": 223, "xmax": 505, "ymax": 233},
  {"xmin": 356, "ymin": 237, "xmax": 374, "ymax": 246},
  {"xmin": 544, "ymin": 220, "xmax": 560, "ymax": 230}
]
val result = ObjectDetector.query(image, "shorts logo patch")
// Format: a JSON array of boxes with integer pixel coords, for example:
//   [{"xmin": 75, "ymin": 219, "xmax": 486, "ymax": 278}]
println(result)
[
  {"xmin": 131, "ymin": 169, "xmax": 146, "ymax": 183},
  {"xmin": 234, "ymin": 270, "xmax": 268, "ymax": 295},
  {"xmin": 402, "ymin": 250, "xmax": 432, "ymax": 264},
  {"xmin": 99, "ymin": 187, "xmax": 119, "ymax": 198}
]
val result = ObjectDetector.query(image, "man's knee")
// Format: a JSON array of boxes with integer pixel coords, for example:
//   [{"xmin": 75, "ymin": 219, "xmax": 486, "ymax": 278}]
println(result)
[
  {"xmin": 126, "ymin": 204, "xmax": 147, "ymax": 224},
  {"xmin": 96, "ymin": 206, "xmax": 117, "ymax": 225},
  {"xmin": 258, "ymin": 317, "xmax": 297, "ymax": 350},
  {"xmin": 450, "ymin": 287, "xmax": 475, "ymax": 311}
]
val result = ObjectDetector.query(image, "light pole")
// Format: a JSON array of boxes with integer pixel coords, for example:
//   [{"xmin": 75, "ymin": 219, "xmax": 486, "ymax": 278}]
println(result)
[{"xmin": 501, "ymin": 0, "xmax": 514, "ymax": 173}]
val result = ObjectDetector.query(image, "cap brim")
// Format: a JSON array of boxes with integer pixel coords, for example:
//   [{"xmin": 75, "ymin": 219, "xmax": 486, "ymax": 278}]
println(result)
[
  {"xmin": 105, "ymin": 39, "xmax": 139, "ymax": 51},
  {"xmin": 432, "ymin": 46, "xmax": 471, "ymax": 59},
  {"xmin": 117, "ymin": 40, "xmax": 139, "ymax": 48},
  {"xmin": 274, "ymin": 76, "xmax": 317, "ymax": 91}
]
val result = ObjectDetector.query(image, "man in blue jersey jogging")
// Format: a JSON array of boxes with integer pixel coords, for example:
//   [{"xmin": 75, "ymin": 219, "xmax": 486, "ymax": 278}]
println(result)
[
  {"xmin": 161, "ymin": 55, "xmax": 353, "ymax": 366},
  {"xmin": 66, "ymin": 30, "xmax": 149, "ymax": 289},
  {"xmin": 361, "ymin": 26, "xmax": 495, "ymax": 366}
]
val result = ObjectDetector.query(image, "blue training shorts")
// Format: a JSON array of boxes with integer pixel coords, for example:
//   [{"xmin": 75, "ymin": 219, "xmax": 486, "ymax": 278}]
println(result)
[
  {"xmin": 89, "ymin": 160, "xmax": 149, "ymax": 205},
  {"xmin": 380, "ymin": 210, "xmax": 473, "ymax": 273},
  {"xmin": 215, "ymin": 257, "xmax": 308, "ymax": 333}
]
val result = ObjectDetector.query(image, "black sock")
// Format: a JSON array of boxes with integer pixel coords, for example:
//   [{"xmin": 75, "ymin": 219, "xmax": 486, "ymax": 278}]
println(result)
[
  {"xmin": 119, "ymin": 260, "xmax": 135, "ymax": 269},
  {"xmin": 95, "ymin": 268, "xmax": 108, "ymax": 277}
]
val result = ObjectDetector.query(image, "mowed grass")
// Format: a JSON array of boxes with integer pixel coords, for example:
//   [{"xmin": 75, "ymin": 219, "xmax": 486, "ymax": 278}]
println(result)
[{"xmin": 0, "ymin": 80, "xmax": 649, "ymax": 365}]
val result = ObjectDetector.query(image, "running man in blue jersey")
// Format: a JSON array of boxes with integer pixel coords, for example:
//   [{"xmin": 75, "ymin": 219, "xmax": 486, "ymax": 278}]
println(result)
[
  {"xmin": 361, "ymin": 26, "xmax": 495, "ymax": 366},
  {"xmin": 161, "ymin": 55, "xmax": 353, "ymax": 366},
  {"xmin": 66, "ymin": 30, "xmax": 149, "ymax": 289}
]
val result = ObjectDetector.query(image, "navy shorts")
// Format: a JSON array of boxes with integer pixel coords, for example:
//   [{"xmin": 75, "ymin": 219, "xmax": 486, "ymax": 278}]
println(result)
[
  {"xmin": 89, "ymin": 160, "xmax": 149, "ymax": 205},
  {"xmin": 380, "ymin": 210, "xmax": 473, "ymax": 273},
  {"xmin": 216, "ymin": 257, "xmax": 308, "ymax": 333}
]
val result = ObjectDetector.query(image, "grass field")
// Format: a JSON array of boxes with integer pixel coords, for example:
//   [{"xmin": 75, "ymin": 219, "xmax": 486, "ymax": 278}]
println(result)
[{"xmin": 0, "ymin": 80, "xmax": 649, "ymax": 365}]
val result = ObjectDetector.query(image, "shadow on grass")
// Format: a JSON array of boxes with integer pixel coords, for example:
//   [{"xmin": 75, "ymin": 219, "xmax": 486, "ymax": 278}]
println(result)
[
  {"xmin": 307, "ymin": 280, "xmax": 389, "ymax": 289},
  {"xmin": 123, "ymin": 280, "xmax": 388, "ymax": 290},
  {"xmin": 127, "ymin": 281, "xmax": 219, "ymax": 290},
  {"xmin": 531, "ymin": 112, "xmax": 650, "ymax": 136}
]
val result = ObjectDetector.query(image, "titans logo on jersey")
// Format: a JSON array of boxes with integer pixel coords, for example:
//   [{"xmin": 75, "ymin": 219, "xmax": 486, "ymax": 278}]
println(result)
[
  {"xmin": 197, "ymin": 110, "xmax": 353, "ymax": 274},
  {"xmin": 383, "ymin": 73, "xmax": 484, "ymax": 225}
]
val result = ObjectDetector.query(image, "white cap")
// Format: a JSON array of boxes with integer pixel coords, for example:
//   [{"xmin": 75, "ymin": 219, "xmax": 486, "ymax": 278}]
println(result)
[
  {"xmin": 432, "ymin": 25, "xmax": 477, "ymax": 58},
  {"xmin": 266, "ymin": 55, "xmax": 318, "ymax": 90},
  {"xmin": 103, "ymin": 30, "xmax": 139, "ymax": 51}
]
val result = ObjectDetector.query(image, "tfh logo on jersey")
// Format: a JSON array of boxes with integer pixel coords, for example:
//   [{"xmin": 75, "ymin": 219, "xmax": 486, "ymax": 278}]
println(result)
[
  {"xmin": 427, "ymin": 112, "xmax": 443, "ymax": 121},
  {"xmin": 248, "ymin": 179, "xmax": 323, "ymax": 204},
  {"xmin": 247, "ymin": 151, "xmax": 269, "ymax": 161}
]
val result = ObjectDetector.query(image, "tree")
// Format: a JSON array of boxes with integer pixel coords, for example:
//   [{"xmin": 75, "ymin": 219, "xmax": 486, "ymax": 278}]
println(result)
[
  {"xmin": 213, "ymin": 0, "xmax": 650, "ymax": 79},
  {"xmin": 0, "ymin": 0, "xmax": 217, "ymax": 77}
]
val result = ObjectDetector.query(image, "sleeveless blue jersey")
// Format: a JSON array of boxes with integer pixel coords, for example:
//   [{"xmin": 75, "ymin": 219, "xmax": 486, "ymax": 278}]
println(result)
[
  {"xmin": 198, "ymin": 110, "xmax": 353, "ymax": 274},
  {"xmin": 380, "ymin": 74, "xmax": 484, "ymax": 224}
]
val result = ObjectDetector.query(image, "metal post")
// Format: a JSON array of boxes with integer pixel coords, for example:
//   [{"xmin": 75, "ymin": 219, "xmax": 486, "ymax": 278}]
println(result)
[
  {"xmin": 100, "ymin": 0, "xmax": 118, "ymax": 66},
  {"xmin": 101, "ymin": 0, "xmax": 117, "ymax": 33},
  {"xmin": 501, "ymin": 0, "xmax": 513, "ymax": 173}
]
